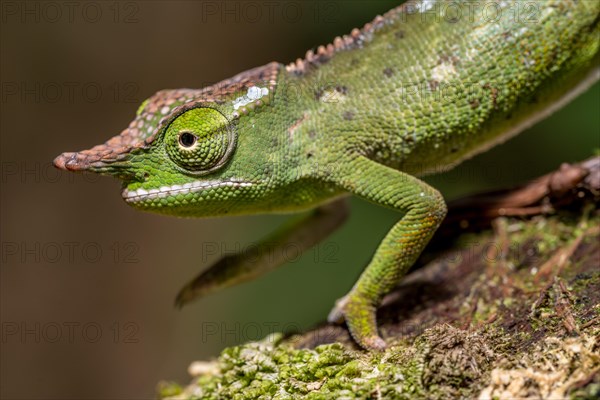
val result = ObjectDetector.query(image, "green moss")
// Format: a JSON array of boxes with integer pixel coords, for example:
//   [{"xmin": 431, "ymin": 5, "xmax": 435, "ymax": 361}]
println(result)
[{"xmin": 161, "ymin": 325, "xmax": 499, "ymax": 399}]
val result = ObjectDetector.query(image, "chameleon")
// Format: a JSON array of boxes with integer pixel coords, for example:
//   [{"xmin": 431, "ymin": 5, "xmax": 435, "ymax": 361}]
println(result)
[{"xmin": 54, "ymin": 0, "xmax": 600, "ymax": 350}]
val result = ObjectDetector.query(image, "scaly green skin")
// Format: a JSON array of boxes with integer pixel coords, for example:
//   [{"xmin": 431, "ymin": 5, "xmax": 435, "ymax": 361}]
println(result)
[{"xmin": 54, "ymin": 0, "xmax": 600, "ymax": 350}]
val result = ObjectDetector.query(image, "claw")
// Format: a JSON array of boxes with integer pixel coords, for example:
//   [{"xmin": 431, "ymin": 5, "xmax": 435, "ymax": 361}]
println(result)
[
  {"xmin": 362, "ymin": 335, "xmax": 387, "ymax": 350},
  {"xmin": 327, "ymin": 291, "xmax": 387, "ymax": 351}
]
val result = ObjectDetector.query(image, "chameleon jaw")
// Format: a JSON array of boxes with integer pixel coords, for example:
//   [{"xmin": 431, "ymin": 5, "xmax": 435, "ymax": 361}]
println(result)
[{"xmin": 121, "ymin": 179, "xmax": 254, "ymax": 203}]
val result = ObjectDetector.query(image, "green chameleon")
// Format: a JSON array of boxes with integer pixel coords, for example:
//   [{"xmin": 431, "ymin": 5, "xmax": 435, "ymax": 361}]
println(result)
[{"xmin": 54, "ymin": 0, "xmax": 599, "ymax": 350}]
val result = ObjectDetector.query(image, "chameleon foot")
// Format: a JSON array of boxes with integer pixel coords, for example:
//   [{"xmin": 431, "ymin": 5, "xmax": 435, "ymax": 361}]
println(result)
[{"xmin": 327, "ymin": 291, "xmax": 387, "ymax": 350}]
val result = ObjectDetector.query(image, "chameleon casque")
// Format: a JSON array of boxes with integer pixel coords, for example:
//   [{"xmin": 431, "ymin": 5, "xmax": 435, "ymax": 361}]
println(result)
[{"xmin": 54, "ymin": 0, "xmax": 600, "ymax": 350}]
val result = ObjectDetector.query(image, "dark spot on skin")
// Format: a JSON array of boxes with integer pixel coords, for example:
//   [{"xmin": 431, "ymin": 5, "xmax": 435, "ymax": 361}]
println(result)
[
  {"xmin": 315, "ymin": 88, "xmax": 324, "ymax": 100},
  {"xmin": 316, "ymin": 53, "xmax": 332, "ymax": 66},
  {"xmin": 343, "ymin": 111, "xmax": 355, "ymax": 121},
  {"xmin": 469, "ymin": 99, "xmax": 480, "ymax": 109},
  {"xmin": 483, "ymin": 83, "xmax": 498, "ymax": 109},
  {"xmin": 336, "ymin": 85, "xmax": 348, "ymax": 95},
  {"xmin": 395, "ymin": 31, "xmax": 405, "ymax": 39},
  {"xmin": 491, "ymin": 89, "xmax": 499, "ymax": 107},
  {"xmin": 383, "ymin": 67, "xmax": 394, "ymax": 77},
  {"xmin": 438, "ymin": 53, "xmax": 460, "ymax": 66},
  {"xmin": 316, "ymin": 85, "xmax": 347, "ymax": 101},
  {"xmin": 308, "ymin": 130, "xmax": 316, "ymax": 139}
]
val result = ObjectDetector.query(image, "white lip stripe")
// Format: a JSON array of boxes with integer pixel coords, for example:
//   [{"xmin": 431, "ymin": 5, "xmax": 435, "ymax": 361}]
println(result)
[{"xmin": 122, "ymin": 179, "xmax": 253, "ymax": 202}]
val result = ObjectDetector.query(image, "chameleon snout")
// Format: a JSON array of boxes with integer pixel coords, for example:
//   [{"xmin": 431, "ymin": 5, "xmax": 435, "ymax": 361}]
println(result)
[
  {"xmin": 53, "ymin": 150, "xmax": 128, "ymax": 173},
  {"xmin": 53, "ymin": 152, "xmax": 77, "ymax": 171},
  {"xmin": 53, "ymin": 151, "xmax": 94, "ymax": 171}
]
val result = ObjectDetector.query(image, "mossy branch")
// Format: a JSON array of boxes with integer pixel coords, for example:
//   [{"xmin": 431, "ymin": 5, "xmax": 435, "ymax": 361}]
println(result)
[{"xmin": 160, "ymin": 157, "xmax": 600, "ymax": 400}]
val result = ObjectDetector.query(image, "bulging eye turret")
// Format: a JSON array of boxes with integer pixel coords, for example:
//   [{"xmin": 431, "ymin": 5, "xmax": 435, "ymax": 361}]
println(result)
[{"xmin": 164, "ymin": 107, "xmax": 236, "ymax": 175}]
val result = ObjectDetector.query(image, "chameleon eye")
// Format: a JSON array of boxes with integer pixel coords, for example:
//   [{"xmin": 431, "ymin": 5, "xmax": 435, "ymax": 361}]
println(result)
[
  {"xmin": 165, "ymin": 107, "xmax": 236, "ymax": 175},
  {"xmin": 178, "ymin": 132, "xmax": 197, "ymax": 148}
]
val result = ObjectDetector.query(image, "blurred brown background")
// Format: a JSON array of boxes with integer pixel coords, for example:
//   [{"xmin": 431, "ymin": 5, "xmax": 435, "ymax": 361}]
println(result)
[{"xmin": 1, "ymin": 1, "xmax": 598, "ymax": 398}]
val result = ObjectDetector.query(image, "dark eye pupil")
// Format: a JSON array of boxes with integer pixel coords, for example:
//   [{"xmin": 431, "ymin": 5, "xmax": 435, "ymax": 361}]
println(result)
[{"xmin": 179, "ymin": 132, "xmax": 197, "ymax": 148}]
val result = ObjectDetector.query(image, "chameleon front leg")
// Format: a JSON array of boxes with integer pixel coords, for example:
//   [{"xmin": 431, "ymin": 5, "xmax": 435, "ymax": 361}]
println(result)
[
  {"xmin": 327, "ymin": 156, "xmax": 447, "ymax": 350},
  {"xmin": 175, "ymin": 197, "xmax": 349, "ymax": 308}
]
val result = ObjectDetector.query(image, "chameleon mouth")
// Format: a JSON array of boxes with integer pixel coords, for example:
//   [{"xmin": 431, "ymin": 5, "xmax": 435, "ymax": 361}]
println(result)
[{"xmin": 122, "ymin": 179, "xmax": 253, "ymax": 203}]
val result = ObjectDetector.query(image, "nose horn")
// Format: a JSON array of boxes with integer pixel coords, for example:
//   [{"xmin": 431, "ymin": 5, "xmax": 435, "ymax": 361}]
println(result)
[
  {"xmin": 53, "ymin": 144, "xmax": 133, "ymax": 172},
  {"xmin": 53, "ymin": 152, "xmax": 72, "ymax": 170},
  {"xmin": 53, "ymin": 134, "xmax": 140, "ymax": 172},
  {"xmin": 53, "ymin": 152, "xmax": 88, "ymax": 171}
]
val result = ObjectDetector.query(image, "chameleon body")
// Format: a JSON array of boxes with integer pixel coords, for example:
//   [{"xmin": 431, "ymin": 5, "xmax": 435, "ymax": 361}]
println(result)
[{"xmin": 54, "ymin": 0, "xmax": 600, "ymax": 350}]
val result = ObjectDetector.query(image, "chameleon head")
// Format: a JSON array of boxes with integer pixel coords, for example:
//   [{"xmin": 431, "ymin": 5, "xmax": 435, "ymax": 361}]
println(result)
[{"xmin": 53, "ymin": 89, "xmax": 259, "ymax": 217}]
